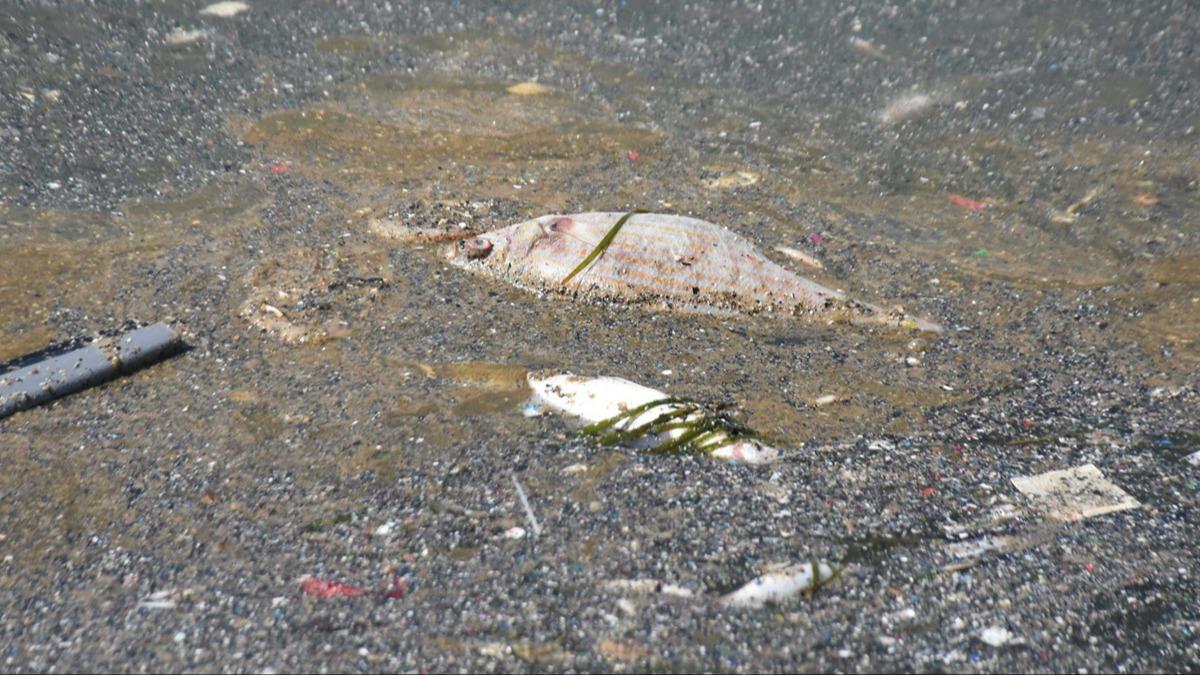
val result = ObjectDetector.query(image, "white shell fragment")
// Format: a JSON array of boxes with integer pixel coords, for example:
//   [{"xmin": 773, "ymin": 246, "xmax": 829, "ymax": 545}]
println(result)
[
  {"xmin": 1011, "ymin": 464, "xmax": 1140, "ymax": 523},
  {"xmin": 721, "ymin": 562, "xmax": 836, "ymax": 608},
  {"xmin": 199, "ymin": 2, "xmax": 249, "ymax": 17},
  {"xmin": 527, "ymin": 372, "xmax": 780, "ymax": 464}
]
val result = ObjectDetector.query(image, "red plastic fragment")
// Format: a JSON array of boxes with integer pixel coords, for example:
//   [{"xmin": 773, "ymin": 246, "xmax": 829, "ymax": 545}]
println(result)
[
  {"xmin": 948, "ymin": 193, "xmax": 988, "ymax": 211},
  {"xmin": 921, "ymin": 486, "xmax": 936, "ymax": 497},
  {"xmin": 627, "ymin": 150, "xmax": 640, "ymax": 161},
  {"xmin": 1083, "ymin": 563, "xmax": 1094, "ymax": 573},
  {"xmin": 807, "ymin": 233, "xmax": 825, "ymax": 245},
  {"xmin": 270, "ymin": 163, "xmax": 289, "ymax": 174},
  {"xmin": 385, "ymin": 575, "xmax": 410, "ymax": 600},
  {"xmin": 1018, "ymin": 418, "xmax": 1034, "ymax": 430},
  {"xmin": 300, "ymin": 576, "xmax": 367, "ymax": 598}
]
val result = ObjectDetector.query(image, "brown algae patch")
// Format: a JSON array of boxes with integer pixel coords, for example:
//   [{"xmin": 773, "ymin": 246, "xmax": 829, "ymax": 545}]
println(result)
[
  {"xmin": 0, "ymin": 181, "xmax": 264, "ymax": 351},
  {"xmin": 241, "ymin": 77, "xmax": 663, "ymax": 196}
]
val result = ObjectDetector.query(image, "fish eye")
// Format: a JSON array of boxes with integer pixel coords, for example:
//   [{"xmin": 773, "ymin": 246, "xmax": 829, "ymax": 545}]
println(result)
[{"xmin": 465, "ymin": 237, "xmax": 493, "ymax": 260}]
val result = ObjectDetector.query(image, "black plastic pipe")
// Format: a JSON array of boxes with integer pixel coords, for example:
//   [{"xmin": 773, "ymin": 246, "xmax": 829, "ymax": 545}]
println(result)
[{"xmin": 0, "ymin": 323, "xmax": 182, "ymax": 420}]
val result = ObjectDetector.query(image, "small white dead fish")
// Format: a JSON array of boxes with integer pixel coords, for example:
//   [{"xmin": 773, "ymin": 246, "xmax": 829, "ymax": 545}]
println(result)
[
  {"xmin": 447, "ymin": 212, "xmax": 941, "ymax": 333},
  {"xmin": 721, "ymin": 562, "xmax": 837, "ymax": 607},
  {"xmin": 528, "ymin": 372, "xmax": 779, "ymax": 464}
]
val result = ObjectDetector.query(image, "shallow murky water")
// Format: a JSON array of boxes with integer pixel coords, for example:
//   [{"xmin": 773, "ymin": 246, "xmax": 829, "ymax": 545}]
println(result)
[
  {"xmin": 1, "ymin": 4, "xmax": 1198, "ymax": 670},
  {"xmin": 5, "ymin": 21, "xmax": 1199, "ymax": 441}
]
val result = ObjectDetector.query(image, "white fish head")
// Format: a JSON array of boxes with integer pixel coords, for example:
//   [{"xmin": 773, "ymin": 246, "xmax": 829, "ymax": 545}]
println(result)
[{"xmin": 444, "ymin": 215, "xmax": 569, "ymax": 270}]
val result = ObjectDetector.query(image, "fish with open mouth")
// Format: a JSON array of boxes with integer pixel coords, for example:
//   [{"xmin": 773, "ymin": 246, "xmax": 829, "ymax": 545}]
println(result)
[{"xmin": 442, "ymin": 211, "xmax": 941, "ymax": 332}]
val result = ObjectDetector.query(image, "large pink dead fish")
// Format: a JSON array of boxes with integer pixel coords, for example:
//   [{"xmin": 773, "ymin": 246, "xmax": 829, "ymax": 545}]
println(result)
[{"xmin": 444, "ymin": 212, "xmax": 941, "ymax": 332}]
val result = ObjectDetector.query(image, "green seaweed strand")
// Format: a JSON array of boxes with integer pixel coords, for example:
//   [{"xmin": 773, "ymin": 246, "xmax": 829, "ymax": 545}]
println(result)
[
  {"xmin": 561, "ymin": 209, "xmax": 649, "ymax": 286},
  {"xmin": 597, "ymin": 405, "xmax": 699, "ymax": 446},
  {"xmin": 645, "ymin": 418, "xmax": 725, "ymax": 455},
  {"xmin": 579, "ymin": 397, "xmax": 687, "ymax": 437},
  {"xmin": 579, "ymin": 396, "xmax": 759, "ymax": 457}
]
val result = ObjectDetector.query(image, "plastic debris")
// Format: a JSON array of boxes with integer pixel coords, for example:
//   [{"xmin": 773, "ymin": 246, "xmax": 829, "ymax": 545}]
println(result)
[
  {"xmin": 0, "ymin": 323, "xmax": 184, "ymax": 421},
  {"xmin": 502, "ymin": 526, "xmax": 527, "ymax": 539},
  {"xmin": 812, "ymin": 393, "xmax": 848, "ymax": 406},
  {"xmin": 384, "ymin": 575, "xmax": 410, "ymax": 600},
  {"xmin": 948, "ymin": 194, "xmax": 989, "ymax": 211},
  {"xmin": 199, "ymin": 1, "xmax": 249, "ymax": 18},
  {"xmin": 944, "ymin": 535, "xmax": 1019, "ymax": 561},
  {"xmin": 511, "ymin": 473, "xmax": 543, "ymax": 538},
  {"xmin": 721, "ymin": 561, "xmax": 837, "ymax": 607},
  {"xmin": 1186, "ymin": 450, "xmax": 1200, "ymax": 467},
  {"xmin": 878, "ymin": 92, "xmax": 940, "ymax": 124},
  {"xmin": 627, "ymin": 150, "xmax": 640, "ymax": 161},
  {"xmin": 299, "ymin": 576, "xmax": 367, "ymax": 599},
  {"xmin": 137, "ymin": 590, "xmax": 178, "ymax": 610},
  {"xmin": 1050, "ymin": 186, "xmax": 1102, "ymax": 224},
  {"xmin": 527, "ymin": 372, "xmax": 780, "ymax": 464},
  {"xmin": 774, "ymin": 245, "xmax": 824, "ymax": 269},
  {"xmin": 506, "ymin": 81, "xmax": 551, "ymax": 96},
  {"xmin": 703, "ymin": 171, "xmax": 760, "ymax": 190},
  {"xmin": 979, "ymin": 626, "xmax": 1013, "ymax": 647},
  {"xmin": 1011, "ymin": 464, "xmax": 1140, "ymax": 522}
]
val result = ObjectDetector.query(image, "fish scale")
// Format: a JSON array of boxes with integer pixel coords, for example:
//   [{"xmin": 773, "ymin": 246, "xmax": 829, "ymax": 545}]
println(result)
[{"xmin": 446, "ymin": 212, "xmax": 942, "ymax": 331}]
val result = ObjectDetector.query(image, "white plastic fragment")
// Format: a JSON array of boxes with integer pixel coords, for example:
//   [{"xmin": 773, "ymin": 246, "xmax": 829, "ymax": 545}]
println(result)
[
  {"xmin": 137, "ymin": 589, "xmax": 177, "ymax": 610},
  {"xmin": 510, "ymin": 474, "xmax": 542, "ymax": 537},
  {"xmin": 1185, "ymin": 450, "xmax": 1200, "ymax": 467},
  {"xmin": 199, "ymin": 1, "xmax": 249, "ymax": 17},
  {"xmin": 1011, "ymin": 463, "xmax": 1140, "ymax": 522},
  {"xmin": 774, "ymin": 245, "xmax": 824, "ymax": 269},
  {"xmin": 979, "ymin": 625, "xmax": 1013, "ymax": 647},
  {"xmin": 527, "ymin": 372, "xmax": 779, "ymax": 464},
  {"xmin": 721, "ymin": 562, "xmax": 836, "ymax": 608},
  {"xmin": 502, "ymin": 526, "xmax": 526, "ymax": 540},
  {"xmin": 944, "ymin": 535, "xmax": 1018, "ymax": 560}
]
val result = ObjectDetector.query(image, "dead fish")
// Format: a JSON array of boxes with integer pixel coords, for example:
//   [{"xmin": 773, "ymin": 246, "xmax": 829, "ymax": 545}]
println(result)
[
  {"xmin": 721, "ymin": 561, "xmax": 837, "ymax": 608},
  {"xmin": 528, "ymin": 372, "xmax": 778, "ymax": 464},
  {"xmin": 446, "ymin": 212, "xmax": 941, "ymax": 332}
]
